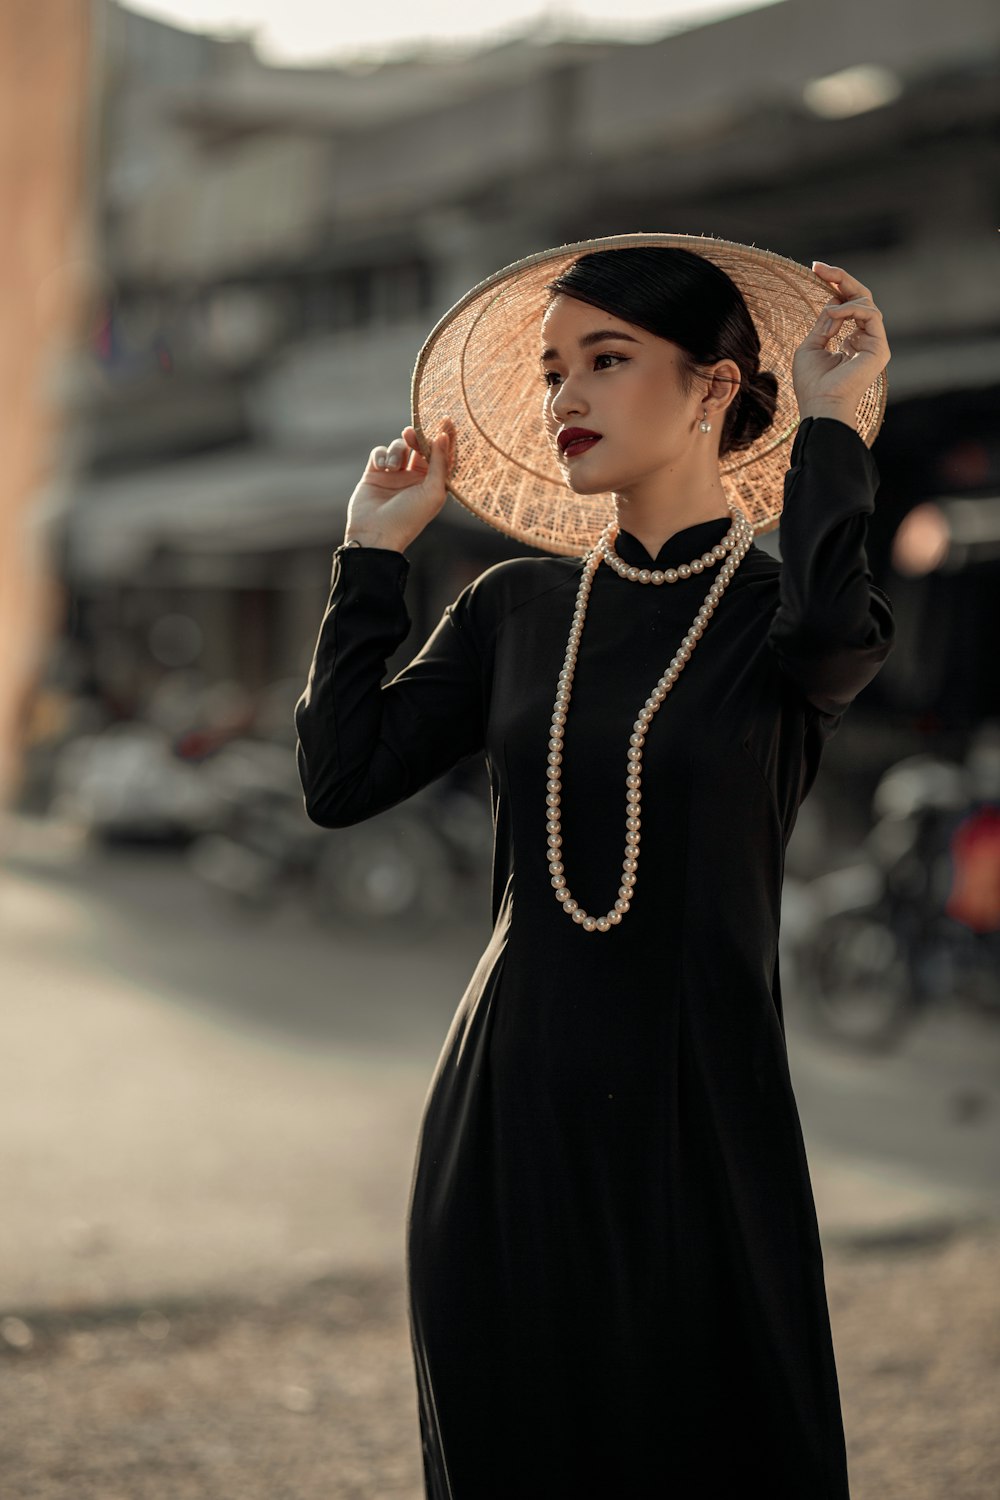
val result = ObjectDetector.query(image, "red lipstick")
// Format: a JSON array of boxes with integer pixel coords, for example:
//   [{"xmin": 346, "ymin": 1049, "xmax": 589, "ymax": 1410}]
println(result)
[{"xmin": 558, "ymin": 427, "xmax": 603, "ymax": 458}]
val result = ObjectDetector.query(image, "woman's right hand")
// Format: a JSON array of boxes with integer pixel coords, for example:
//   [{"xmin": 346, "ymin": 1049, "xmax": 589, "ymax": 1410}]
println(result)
[{"xmin": 344, "ymin": 419, "xmax": 457, "ymax": 553}]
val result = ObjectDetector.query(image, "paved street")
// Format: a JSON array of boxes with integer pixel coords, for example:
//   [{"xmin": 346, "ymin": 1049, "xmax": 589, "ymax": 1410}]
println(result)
[
  {"xmin": 3, "ymin": 819, "xmax": 479, "ymax": 1313},
  {"xmin": 2, "ymin": 812, "xmax": 999, "ymax": 1499},
  {"xmin": 3, "ymin": 811, "xmax": 999, "ymax": 1316}
]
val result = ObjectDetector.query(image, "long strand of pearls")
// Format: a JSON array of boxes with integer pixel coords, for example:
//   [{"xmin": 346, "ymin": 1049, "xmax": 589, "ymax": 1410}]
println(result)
[{"xmin": 547, "ymin": 505, "xmax": 755, "ymax": 933}]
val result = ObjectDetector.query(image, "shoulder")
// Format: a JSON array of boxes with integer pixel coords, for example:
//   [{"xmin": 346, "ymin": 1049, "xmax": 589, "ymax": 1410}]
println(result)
[
  {"xmin": 729, "ymin": 541, "xmax": 781, "ymax": 613},
  {"xmin": 452, "ymin": 553, "xmax": 584, "ymax": 633}
]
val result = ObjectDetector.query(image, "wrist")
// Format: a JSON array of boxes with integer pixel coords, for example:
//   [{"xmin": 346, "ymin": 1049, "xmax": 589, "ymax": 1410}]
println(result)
[
  {"xmin": 797, "ymin": 405, "xmax": 858, "ymax": 431},
  {"xmin": 343, "ymin": 532, "xmax": 408, "ymax": 554}
]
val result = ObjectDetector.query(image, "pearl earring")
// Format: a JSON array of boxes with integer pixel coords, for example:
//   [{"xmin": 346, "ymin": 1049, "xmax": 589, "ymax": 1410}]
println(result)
[{"xmin": 699, "ymin": 409, "xmax": 712, "ymax": 433}]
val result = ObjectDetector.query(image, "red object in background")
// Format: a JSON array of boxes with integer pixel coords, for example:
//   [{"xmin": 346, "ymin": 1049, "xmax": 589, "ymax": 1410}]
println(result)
[
  {"xmin": 939, "ymin": 439, "xmax": 991, "ymax": 488},
  {"xmin": 945, "ymin": 805, "xmax": 1000, "ymax": 932}
]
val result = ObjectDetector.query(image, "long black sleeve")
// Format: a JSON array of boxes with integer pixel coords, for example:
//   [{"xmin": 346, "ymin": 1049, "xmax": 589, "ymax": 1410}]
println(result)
[
  {"xmin": 767, "ymin": 415, "xmax": 895, "ymax": 716},
  {"xmin": 294, "ymin": 544, "xmax": 488, "ymax": 828}
]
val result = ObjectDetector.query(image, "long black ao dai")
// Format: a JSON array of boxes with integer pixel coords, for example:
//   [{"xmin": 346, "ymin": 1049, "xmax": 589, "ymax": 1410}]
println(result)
[{"xmin": 294, "ymin": 417, "xmax": 896, "ymax": 1498}]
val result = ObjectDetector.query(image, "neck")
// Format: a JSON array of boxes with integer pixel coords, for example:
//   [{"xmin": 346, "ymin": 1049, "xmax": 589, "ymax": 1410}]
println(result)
[{"xmin": 612, "ymin": 451, "xmax": 731, "ymax": 558}]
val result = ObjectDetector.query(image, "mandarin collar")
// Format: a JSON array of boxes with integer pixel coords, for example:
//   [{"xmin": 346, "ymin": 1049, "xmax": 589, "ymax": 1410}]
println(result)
[{"xmin": 613, "ymin": 515, "xmax": 734, "ymax": 571}]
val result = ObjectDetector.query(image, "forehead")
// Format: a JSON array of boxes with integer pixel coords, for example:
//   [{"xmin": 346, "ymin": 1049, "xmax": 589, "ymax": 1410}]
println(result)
[
  {"xmin": 540, "ymin": 294, "xmax": 634, "ymax": 334},
  {"xmin": 539, "ymin": 295, "xmax": 674, "ymax": 371}
]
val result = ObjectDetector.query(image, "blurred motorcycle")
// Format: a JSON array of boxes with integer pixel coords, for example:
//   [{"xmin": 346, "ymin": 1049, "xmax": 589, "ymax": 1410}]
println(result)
[
  {"xmin": 187, "ymin": 739, "xmax": 493, "ymax": 938},
  {"xmin": 786, "ymin": 725, "xmax": 1000, "ymax": 1051},
  {"xmin": 50, "ymin": 722, "xmax": 218, "ymax": 844}
]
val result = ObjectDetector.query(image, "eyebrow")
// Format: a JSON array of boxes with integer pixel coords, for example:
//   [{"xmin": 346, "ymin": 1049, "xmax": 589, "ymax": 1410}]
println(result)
[{"xmin": 539, "ymin": 328, "xmax": 642, "ymax": 363}]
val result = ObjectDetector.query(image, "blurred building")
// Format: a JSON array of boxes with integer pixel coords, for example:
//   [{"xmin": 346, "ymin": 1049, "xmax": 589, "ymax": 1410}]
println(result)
[
  {"xmin": 40, "ymin": 0, "xmax": 1000, "ymax": 800},
  {"xmin": 0, "ymin": 1, "xmax": 92, "ymax": 803}
]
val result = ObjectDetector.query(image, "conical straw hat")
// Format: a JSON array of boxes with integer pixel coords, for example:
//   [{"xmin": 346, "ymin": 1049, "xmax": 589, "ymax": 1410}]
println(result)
[{"xmin": 411, "ymin": 231, "xmax": 887, "ymax": 556}]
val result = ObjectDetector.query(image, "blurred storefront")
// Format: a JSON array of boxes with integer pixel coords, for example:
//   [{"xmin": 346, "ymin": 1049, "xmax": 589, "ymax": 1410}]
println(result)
[{"xmin": 23, "ymin": 0, "xmax": 1000, "ymax": 836}]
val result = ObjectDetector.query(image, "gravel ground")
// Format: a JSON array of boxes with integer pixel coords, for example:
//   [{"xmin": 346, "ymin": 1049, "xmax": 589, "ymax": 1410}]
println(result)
[{"xmin": 2, "ymin": 1223, "xmax": 997, "ymax": 1500}]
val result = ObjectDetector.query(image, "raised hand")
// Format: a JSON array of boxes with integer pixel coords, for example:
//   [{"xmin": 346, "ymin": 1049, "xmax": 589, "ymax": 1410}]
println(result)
[
  {"xmin": 344, "ymin": 419, "xmax": 457, "ymax": 553},
  {"xmin": 792, "ymin": 262, "xmax": 891, "ymax": 427}
]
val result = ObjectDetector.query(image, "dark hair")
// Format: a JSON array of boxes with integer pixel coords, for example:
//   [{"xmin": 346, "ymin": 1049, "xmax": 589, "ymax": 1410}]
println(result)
[{"xmin": 544, "ymin": 246, "xmax": 778, "ymax": 458}]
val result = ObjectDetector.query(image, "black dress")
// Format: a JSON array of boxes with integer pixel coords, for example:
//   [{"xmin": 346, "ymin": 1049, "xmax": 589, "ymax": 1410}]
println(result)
[{"xmin": 294, "ymin": 416, "xmax": 896, "ymax": 1499}]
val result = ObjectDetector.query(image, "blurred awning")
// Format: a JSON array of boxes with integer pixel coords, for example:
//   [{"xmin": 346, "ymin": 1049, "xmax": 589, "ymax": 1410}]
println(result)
[{"xmin": 44, "ymin": 442, "xmax": 485, "ymax": 584}]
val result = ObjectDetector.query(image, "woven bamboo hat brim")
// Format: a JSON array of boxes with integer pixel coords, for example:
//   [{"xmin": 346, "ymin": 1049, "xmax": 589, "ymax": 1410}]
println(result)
[{"xmin": 411, "ymin": 232, "xmax": 887, "ymax": 557}]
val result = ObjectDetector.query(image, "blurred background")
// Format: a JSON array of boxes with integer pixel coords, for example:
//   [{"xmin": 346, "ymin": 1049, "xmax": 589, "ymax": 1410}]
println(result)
[{"xmin": 1, "ymin": 1, "xmax": 998, "ymax": 1496}]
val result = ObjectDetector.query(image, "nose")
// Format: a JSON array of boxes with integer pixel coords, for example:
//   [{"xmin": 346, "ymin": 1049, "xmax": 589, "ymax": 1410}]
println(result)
[{"xmin": 550, "ymin": 373, "xmax": 588, "ymax": 422}]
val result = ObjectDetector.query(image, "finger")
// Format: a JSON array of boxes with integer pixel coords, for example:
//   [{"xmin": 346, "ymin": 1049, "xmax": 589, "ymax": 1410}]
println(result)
[
  {"xmin": 435, "ymin": 428, "xmax": 458, "ymax": 478},
  {"xmin": 819, "ymin": 278, "xmax": 876, "ymax": 313},
  {"xmin": 807, "ymin": 314, "xmax": 869, "ymax": 354},
  {"xmin": 424, "ymin": 419, "xmax": 456, "ymax": 444},
  {"xmin": 383, "ymin": 438, "xmax": 411, "ymax": 470},
  {"xmin": 401, "ymin": 426, "xmax": 430, "ymax": 467},
  {"xmin": 812, "ymin": 262, "xmax": 873, "ymax": 301},
  {"xmin": 401, "ymin": 423, "xmax": 450, "ymax": 456},
  {"xmin": 421, "ymin": 431, "xmax": 446, "ymax": 479},
  {"xmin": 441, "ymin": 423, "xmax": 458, "ymax": 474},
  {"xmin": 371, "ymin": 439, "xmax": 415, "ymax": 472},
  {"xmin": 822, "ymin": 294, "xmax": 881, "ymax": 316},
  {"xmin": 807, "ymin": 318, "xmax": 842, "ymax": 349},
  {"xmin": 817, "ymin": 301, "xmax": 884, "ymax": 336},
  {"xmin": 409, "ymin": 421, "xmax": 457, "ymax": 465}
]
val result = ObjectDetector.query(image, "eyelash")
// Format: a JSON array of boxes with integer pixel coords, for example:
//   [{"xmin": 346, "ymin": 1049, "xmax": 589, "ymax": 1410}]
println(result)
[{"xmin": 542, "ymin": 352, "xmax": 628, "ymax": 388}]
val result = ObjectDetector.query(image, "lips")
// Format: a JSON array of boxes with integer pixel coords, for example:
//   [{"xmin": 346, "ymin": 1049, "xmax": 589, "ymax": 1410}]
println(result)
[{"xmin": 558, "ymin": 428, "xmax": 602, "ymax": 457}]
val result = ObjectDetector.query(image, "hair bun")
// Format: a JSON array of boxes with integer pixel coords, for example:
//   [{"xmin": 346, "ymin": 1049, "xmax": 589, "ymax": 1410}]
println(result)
[{"xmin": 727, "ymin": 368, "xmax": 779, "ymax": 453}]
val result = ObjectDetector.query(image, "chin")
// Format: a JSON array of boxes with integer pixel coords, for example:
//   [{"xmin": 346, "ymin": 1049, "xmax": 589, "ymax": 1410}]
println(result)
[{"xmin": 563, "ymin": 467, "xmax": 623, "ymax": 496}]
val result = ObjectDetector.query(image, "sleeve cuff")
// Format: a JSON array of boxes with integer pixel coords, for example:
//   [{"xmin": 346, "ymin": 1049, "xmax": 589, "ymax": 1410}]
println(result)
[
  {"xmin": 788, "ymin": 415, "xmax": 880, "ymax": 498},
  {"xmin": 330, "ymin": 541, "xmax": 410, "ymax": 592}
]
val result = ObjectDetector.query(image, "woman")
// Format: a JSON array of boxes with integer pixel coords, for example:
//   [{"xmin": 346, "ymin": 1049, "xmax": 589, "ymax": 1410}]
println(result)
[{"xmin": 294, "ymin": 239, "xmax": 895, "ymax": 1498}]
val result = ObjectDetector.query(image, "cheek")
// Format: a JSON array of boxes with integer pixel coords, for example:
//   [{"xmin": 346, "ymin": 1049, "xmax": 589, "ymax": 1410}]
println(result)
[
  {"xmin": 633, "ymin": 374, "xmax": 673, "ymax": 415},
  {"xmin": 626, "ymin": 382, "xmax": 687, "ymax": 441},
  {"xmin": 611, "ymin": 371, "xmax": 668, "ymax": 423},
  {"xmin": 611, "ymin": 388, "xmax": 666, "ymax": 446}
]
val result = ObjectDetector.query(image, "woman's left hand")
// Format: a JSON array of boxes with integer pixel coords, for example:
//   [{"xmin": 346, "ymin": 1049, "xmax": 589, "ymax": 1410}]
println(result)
[{"xmin": 792, "ymin": 262, "xmax": 891, "ymax": 422}]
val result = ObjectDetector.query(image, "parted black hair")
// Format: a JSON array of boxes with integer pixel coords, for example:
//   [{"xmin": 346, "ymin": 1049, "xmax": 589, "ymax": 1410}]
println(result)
[{"xmin": 544, "ymin": 246, "xmax": 779, "ymax": 459}]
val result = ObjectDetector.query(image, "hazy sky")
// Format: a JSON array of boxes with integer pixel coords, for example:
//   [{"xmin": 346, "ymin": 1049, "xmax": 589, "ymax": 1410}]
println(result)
[{"xmin": 118, "ymin": 0, "xmax": 783, "ymax": 65}]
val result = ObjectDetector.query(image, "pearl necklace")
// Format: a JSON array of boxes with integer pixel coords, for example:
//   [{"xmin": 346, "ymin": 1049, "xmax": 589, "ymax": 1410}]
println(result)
[
  {"xmin": 599, "ymin": 511, "xmax": 741, "ymax": 584},
  {"xmin": 546, "ymin": 505, "xmax": 755, "ymax": 933}
]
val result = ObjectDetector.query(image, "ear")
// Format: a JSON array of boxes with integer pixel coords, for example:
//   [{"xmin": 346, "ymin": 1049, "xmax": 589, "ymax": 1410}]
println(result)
[{"xmin": 704, "ymin": 361, "xmax": 743, "ymax": 414}]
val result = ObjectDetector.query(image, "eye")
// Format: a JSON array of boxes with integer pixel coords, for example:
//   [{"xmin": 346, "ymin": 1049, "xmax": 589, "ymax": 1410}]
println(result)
[{"xmin": 540, "ymin": 352, "xmax": 629, "ymax": 388}]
